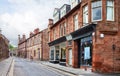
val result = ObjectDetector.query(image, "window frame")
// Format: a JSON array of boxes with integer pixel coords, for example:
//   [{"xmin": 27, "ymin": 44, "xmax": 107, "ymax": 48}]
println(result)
[
  {"xmin": 83, "ymin": 5, "xmax": 88, "ymax": 26},
  {"xmin": 91, "ymin": 0, "xmax": 102, "ymax": 22},
  {"xmin": 73, "ymin": 14, "xmax": 79, "ymax": 31},
  {"xmin": 106, "ymin": 0, "xmax": 114, "ymax": 21}
]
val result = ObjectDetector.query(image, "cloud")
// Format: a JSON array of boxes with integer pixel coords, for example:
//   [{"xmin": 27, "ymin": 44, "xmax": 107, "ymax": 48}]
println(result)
[{"xmin": 0, "ymin": 0, "xmax": 70, "ymax": 46}]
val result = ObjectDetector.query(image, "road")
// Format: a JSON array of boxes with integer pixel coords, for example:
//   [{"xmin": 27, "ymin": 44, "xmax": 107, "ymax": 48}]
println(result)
[{"xmin": 14, "ymin": 58, "xmax": 70, "ymax": 76}]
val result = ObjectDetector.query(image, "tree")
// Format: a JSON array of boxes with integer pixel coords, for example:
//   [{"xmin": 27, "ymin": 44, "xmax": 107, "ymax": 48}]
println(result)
[{"xmin": 9, "ymin": 44, "xmax": 14, "ymax": 51}]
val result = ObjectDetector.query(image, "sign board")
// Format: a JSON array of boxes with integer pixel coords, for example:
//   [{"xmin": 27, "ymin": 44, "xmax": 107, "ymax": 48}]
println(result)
[
  {"xmin": 66, "ymin": 34, "xmax": 72, "ymax": 41},
  {"xmin": 84, "ymin": 47, "xmax": 90, "ymax": 60}
]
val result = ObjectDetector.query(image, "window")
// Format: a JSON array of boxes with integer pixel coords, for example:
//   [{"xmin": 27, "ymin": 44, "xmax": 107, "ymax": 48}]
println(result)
[
  {"xmin": 92, "ymin": 0, "xmax": 102, "ymax": 21},
  {"xmin": 74, "ymin": 14, "xmax": 79, "ymax": 30},
  {"xmin": 63, "ymin": 23, "xmax": 66, "ymax": 35},
  {"xmin": 71, "ymin": 0, "xmax": 81, "ymax": 8},
  {"xmin": 60, "ymin": 25, "xmax": 62, "ymax": 37},
  {"xmin": 107, "ymin": 0, "xmax": 114, "ymax": 21},
  {"xmin": 83, "ymin": 5, "xmax": 88, "ymax": 25},
  {"xmin": 60, "ymin": 6, "xmax": 66, "ymax": 18}
]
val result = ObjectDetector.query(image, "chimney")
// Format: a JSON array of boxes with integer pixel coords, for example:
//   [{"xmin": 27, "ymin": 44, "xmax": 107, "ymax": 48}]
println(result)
[
  {"xmin": 30, "ymin": 32, "xmax": 33, "ymax": 37},
  {"xmin": 23, "ymin": 34, "xmax": 26, "ymax": 40},
  {"xmin": 18, "ymin": 35, "xmax": 20, "ymax": 43},
  {"xmin": 34, "ymin": 28, "xmax": 39, "ymax": 34},
  {"xmin": 48, "ymin": 19, "xmax": 53, "ymax": 27}
]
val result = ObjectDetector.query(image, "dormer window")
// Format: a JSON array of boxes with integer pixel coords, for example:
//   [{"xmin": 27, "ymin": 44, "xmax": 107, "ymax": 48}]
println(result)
[
  {"xmin": 53, "ymin": 8, "xmax": 60, "ymax": 23},
  {"xmin": 60, "ymin": 4, "xmax": 71, "ymax": 18},
  {"xmin": 92, "ymin": 0, "xmax": 102, "ymax": 21},
  {"xmin": 60, "ymin": 6, "xmax": 66, "ymax": 18},
  {"xmin": 71, "ymin": 0, "xmax": 81, "ymax": 9}
]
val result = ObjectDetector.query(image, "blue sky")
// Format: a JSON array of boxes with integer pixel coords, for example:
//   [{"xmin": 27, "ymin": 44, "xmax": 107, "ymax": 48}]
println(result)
[{"xmin": 0, "ymin": 0, "xmax": 69, "ymax": 46}]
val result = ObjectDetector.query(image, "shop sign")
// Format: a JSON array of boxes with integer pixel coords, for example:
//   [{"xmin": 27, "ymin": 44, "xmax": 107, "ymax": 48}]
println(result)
[{"xmin": 66, "ymin": 34, "xmax": 72, "ymax": 41}]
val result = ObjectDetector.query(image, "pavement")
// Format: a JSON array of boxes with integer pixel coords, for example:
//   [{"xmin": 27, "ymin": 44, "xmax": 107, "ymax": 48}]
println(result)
[
  {"xmin": 0, "ymin": 57, "xmax": 13, "ymax": 76},
  {"xmin": 33, "ymin": 60, "xmax": 120, "ymax": 76},
  {"xmin": 0, "ymin": 57, "xmax": 120, "ymax": 76}
]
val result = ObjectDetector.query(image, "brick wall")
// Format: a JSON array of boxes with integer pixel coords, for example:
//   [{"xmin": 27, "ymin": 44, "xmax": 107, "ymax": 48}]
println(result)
[
  {"xmin": 42, "ymin": 29, "xmax": 49, "ymax": 61},
  {"xmin": 49, "ymin": 0, "xmax": 120, "ymax": 73}
]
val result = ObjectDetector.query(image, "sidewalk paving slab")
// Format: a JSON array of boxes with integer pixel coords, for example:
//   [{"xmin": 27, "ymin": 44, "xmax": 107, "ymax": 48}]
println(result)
[
  {"xmin": 33, "ymin": 61, "xmax": 120, "ymax": 76},
  {"xmin": 0, "ymin": 57, "xmax": 13, "ymax": 76}
]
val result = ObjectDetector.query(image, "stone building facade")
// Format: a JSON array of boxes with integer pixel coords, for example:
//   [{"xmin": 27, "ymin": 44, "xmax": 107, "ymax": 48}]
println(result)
[
  {"xmin": 18, "ymin": 28, "xmax": 49, "ymax": 61},
  {"xmin": 18, "ymin": 34, "xmax": 27, "ymax": 58},
  {"xmin": 48, "ymin": 0, "xmax": 120, "ymax": 73},
  {"xmin": 0, "ymin": 33, "xmax": 9, "ymax": 60}
]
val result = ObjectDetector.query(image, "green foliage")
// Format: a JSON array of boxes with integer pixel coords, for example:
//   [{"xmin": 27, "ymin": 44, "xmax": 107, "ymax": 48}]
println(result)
[{"xmin": 9, "ymin": 44, "xmax": 15, "ymax": 51}]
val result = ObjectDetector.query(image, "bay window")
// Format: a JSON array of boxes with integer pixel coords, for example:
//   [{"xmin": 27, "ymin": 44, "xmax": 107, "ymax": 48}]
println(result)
[
  {"xmin": 107, "ymin": 0, "xmax": 114, "ymax": 21},
  {"xmin": 92, "ymin": 0, "xmax": 102, "ymax": 21}
]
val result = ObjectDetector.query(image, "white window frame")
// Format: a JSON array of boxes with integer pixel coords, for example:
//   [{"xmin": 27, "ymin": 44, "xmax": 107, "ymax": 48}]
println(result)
[
  {"xmin": 74, "ymin": 14, "xmax": 79, "ymax": 30},
  {"xmin": 60, "ymin": 6, "xmax": 66, "ymax": 18},
  {"xmin": 83, "ymin": 5, "xmax": 88, "ymax": 26},
  {"xmin": 106, "ymin": 0, "xmax": 114, "ymax": 21},
  {"xmin": 92, "ymin": 0, "xmax": 102, "ymax": 22}
]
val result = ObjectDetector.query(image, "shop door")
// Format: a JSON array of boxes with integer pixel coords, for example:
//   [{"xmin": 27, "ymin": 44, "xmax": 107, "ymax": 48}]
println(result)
[
  {"xmin": 80, "ymin": 36, "xmax": 92, "ymax": 66},
  {"xmin": 69, "ymin": 49, "xmax": 72, "ymax": 65}
]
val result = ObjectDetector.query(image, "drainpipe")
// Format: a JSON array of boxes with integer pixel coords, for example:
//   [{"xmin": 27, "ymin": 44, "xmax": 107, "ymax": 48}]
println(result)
[{"xmin": 112, "ymin": 44, "xmax": 116, "ymax": 73}]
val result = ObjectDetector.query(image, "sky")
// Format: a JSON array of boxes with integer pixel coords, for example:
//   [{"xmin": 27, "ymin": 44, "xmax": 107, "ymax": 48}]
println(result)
[{"xmin": 0, "ymin": 0, "xmax": 70, "ymax": 46}]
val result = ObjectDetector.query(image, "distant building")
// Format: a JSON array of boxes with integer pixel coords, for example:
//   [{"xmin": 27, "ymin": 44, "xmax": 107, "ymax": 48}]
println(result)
[
  {"xmin": 0, "ymin": 33, "xmax": 9, "ymax": 60},
  {"xmin": 18, "ymin": 28, "xmax": 49, "ymax": 61}
]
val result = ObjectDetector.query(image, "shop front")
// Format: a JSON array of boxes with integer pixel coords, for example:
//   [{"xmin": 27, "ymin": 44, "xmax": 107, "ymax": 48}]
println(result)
[
  {"xmin": 67, "ymin": 24, "xmax": 96, "ymax": 68},
  {"xmin": 48, "ymin": 36, "xmax": 66, "ymax": 63},
  {"xmin": 59, "ymin": 42, "xmax": 66, "ymax": 66},
  {"xmin": 80, "ymin": 36, "xmax": 92, "ymax": 67},
  {"xmin": 49, "ymin": 46, "xmax": 59, "ymax": 63}
]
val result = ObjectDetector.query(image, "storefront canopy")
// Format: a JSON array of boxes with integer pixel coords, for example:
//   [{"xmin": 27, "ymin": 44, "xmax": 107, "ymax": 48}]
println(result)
[{"xmin": 48, "ymin": 23, "xmax": 96, "ymax": 46}]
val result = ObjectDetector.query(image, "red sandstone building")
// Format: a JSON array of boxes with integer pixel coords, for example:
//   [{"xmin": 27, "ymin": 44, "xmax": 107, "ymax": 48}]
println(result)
[
  {"xmin": 18, "ymin": 28, "xmax": 49, "ymax": 61},
  {"xmin": 48, "ymin": 0, "xmax": 120, "ymax": 73},
  {"xmin": 0, "ymin": 33, "xmax": 9, "ymax": 60}
]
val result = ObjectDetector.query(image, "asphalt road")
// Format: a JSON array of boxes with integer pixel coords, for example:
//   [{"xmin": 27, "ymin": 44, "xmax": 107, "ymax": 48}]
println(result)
[{"xmin": 14, "ymin": 58, "xmax": 69, "ymax": 76}]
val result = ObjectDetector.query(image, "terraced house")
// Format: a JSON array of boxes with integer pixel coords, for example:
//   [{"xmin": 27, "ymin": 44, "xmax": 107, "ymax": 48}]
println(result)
[
  {"xmin": 48, "ymin": 0, "xmax": 120, "ymax": 73},
  {"xmin": 18, "ymin": 28, "xmax": 49, "ymax": 61}
]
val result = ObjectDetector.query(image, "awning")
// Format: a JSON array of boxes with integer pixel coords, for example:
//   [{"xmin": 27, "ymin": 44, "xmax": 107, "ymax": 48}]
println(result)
[
  {"xmin": 48, "ymin": 36, "xmax": 66, "ymax": 46},
  {"xmin": 48, "ymin": 23, "xmax": 96, "ymax": 46},
  {"xmin": 70, "ymin": 24, "xmax": 96, "ymax": 40}
]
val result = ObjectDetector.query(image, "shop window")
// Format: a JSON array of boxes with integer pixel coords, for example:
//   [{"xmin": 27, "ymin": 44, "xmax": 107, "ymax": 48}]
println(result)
[
  {"xmin": 51, "ymin": 50, "xmax": 54, "ymax": 60},
  {"xmin": 92, "ymin": 0, "xmax": 102, "ymax": 21},
  {"xmin": 61, "ymin": 48, "xmax": 66, "ymax": 59},
  {"xmin": 83, "ymin": 5, "xmax": 88, "ymax": 25},
  {"xmin": 107, "ymin": 0, "xmax": 114, "ymax": 21},
  {"xmin": 56, "ymin": 50, "xmax": 59, "ymax": 60},
  {"xmin": 74, "ymin": 14, "xmax": 79, "ymax": 30}
]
